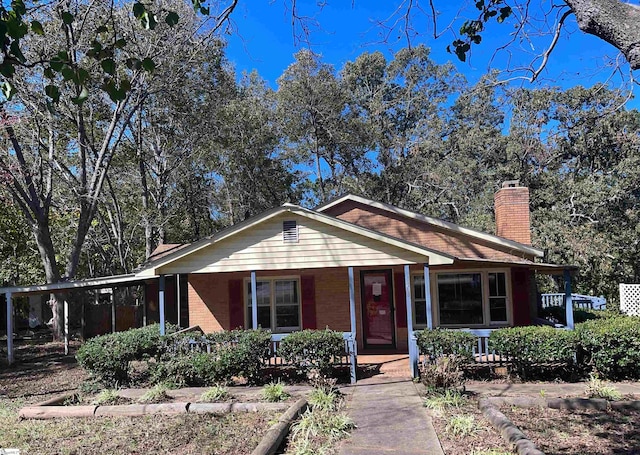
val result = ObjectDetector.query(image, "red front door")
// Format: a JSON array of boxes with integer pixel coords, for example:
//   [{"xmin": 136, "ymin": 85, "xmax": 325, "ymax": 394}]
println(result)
[{"xmin": 361, "ymin": 270, "xmax": 395, "ymax": 348}]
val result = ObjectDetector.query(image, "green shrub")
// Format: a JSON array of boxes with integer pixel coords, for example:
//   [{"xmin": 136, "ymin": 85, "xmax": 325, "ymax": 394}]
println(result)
[
  {"xmin": 277, "ymin": 329, "xmax": 345, "ymax": 376},
  {"xmin": 489, "ymin": 326, "xmax": 577, "ymax": 379},
  {"xmin": 576, "ymin": 316, "xmax": 640, "ymax": 380},
  {"xmin": 76, "ymin": 324, "xmax": 175, "ymax": 386},
  {"xmin": 415, "ymin": 328, "xmax": 476, "ymax": 363},
  {"xmin": 153, "ymin": 329, "xmax": 271, "ymax": 386},
  {"xmin": 138, "ymin": 383, "xmax": 171, "ymax": 403}
]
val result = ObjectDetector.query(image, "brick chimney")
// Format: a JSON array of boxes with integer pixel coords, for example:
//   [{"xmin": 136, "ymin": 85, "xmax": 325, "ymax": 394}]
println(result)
[{"xmin": 494, "ymin": 180, "xmax": 531, "ymax": 245}]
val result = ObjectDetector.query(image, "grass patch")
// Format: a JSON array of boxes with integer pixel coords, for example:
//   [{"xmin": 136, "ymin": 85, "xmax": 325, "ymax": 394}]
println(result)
[
  {"xmin": 445, "ymin": 414, "xmax": 478, "ymax": 438},
  {"xmin": 138, "ymin": 384, "xmax": 171, "ymax": 404},
  {"xmin": 200, "ymin": 385, "xmax": 231, "ymax": 402},
  {"xmin": 92, "ymin": 389, "xmax": 120, "ymax": 406},
  {"xmin": 585, "ymin": 374, "xmax": 622, "ymax": 401},
  {"xmin": 424, "ymin": 389, "xmax": 466, "ymax": 413},
  {"xmin": 469, "ymin": 451, "xmax": 512, "ymax": 455},
  {"xmin": 262, "ymin": 381, "xmax": 290, "ymax": 402}
]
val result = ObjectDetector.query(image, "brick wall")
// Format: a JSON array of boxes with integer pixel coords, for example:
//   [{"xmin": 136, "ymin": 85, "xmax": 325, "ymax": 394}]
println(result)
[{"xmin": 494, "ymin": 185, "xmax": 531, "ymax": 245}]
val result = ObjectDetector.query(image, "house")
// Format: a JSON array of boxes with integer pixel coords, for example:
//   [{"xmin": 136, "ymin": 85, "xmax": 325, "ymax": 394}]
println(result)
[
  {"xmin": 135, "ymin": 181, "xmax": 573, "ymax": 353},
  {"xmin": 1, "ymin": 181, "xmax": 576, "ymax": 378}
]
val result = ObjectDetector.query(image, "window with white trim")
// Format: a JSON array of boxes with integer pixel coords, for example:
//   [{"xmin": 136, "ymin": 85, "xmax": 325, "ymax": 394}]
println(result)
[
  {"xmin": 412, "ymin": 270, "xmax": 511, "ymax": 327},
  {"xmin": 413, "ymin": 275, "xmax": 428, "ymax": 328},
  {"xmin": 488, "ymin": 272, "xmax": 508, "ymax": 323},
  {"xmin": 246, "ymin": 278, "xmax": 301, "ymax": 332}
]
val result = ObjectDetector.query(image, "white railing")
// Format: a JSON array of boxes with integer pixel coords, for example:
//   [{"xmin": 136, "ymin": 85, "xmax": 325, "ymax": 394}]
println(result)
[
  {"xmin": 174, "ymin": 331, "xmax": 358, "ymax": 383},
  {"xmin": 414, "ymin": 328, "xmax": 506, "ymax": 368},
  {"xmin": 541, "ymin": 293, "xmax": 606, "ymax": 310}
]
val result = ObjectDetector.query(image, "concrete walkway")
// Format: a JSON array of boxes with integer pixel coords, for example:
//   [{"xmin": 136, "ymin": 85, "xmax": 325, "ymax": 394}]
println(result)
[{"xmin": 338, "ymin": 377, "xmax": 444, "ymax": 455}]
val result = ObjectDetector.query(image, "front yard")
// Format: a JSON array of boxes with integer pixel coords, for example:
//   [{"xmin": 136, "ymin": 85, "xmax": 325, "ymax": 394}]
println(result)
[{"xmin": 0, "ymin": 343, "xmax": 278, "ymax": 455}]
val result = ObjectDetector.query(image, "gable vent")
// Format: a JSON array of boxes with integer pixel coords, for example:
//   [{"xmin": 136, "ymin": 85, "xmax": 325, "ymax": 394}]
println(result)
[{"xmin": 282, "ymin": 220, "xmax": 299, "ymax": 243}]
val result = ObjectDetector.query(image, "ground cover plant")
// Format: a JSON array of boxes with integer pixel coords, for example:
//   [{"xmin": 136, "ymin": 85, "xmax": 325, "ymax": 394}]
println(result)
[
  {"xmin": 423, "ymin": 389, "xmax": 510, "ymax": 454},
  {"xmin": 284, "ymin": 387, "xmax": 354, "ymax": 455}
]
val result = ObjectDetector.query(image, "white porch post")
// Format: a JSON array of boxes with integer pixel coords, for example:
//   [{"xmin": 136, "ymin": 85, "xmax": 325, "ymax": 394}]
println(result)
[
  {"xmin": 424, "ymin": 263, "xmax": 433, "ymax": 330},
  {"xmin": 176, "ymin": 274, "xmax": 181, "ymax": 328},
  {"xmin": 110, "ymin": 288, "xmax": 116, "ymax": 333},
  {"xmin": 6, "ymin": 292, "xmax": 13, "ymax": 365},
  {"xmin": 348, "ymin": 266, "xmax": 357, "ymax": 384},
  {"xmin": 159, "ymin": 275, "xmax": 166, "ymax": 335},
  {"xmin": 64, "ymin": 299, "xmax": 69, "ymax": 355},
  {"xmin": 564, "ymin": 269, "xmax": 574, "ymax": 330},
  {"xmin": 405, "ymin": 265, "xmax": 418, "ymax": 378},
  {"xmin": 251, "ymin": 271, "xmax": 258, "ymax": 329}
]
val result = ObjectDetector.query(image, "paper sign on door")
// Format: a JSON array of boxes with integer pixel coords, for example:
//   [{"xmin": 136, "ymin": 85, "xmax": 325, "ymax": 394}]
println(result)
[{"xmin": 372, "ymin": 283, "xmax": 382, "ymax": 296}]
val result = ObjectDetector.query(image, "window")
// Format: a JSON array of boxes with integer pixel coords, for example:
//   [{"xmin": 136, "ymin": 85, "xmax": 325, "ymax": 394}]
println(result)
[
  {"xmin": 413, "ymin": 275, "xmax": 427, "ymax": 327},
  {"xmin": 246, "ymin": 278, "xmax": 300, "ymax": 332},
  {"xmin": 437, "ymin": 273, "xmax": 484, "ymax": 325},
  {"xmin": 489, "ymin": 272, "xmax": 508, "ymax": 323}
]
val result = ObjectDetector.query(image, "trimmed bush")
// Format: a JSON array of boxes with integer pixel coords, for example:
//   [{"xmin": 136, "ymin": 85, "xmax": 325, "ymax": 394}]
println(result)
[
  {"xmin": 489, "ymin": 326, "xmax": 577, "ymax": 379},
  {"xmin": 277, "ymin": 329, "xmax": 345, "ymax": 376},
  {"xmin": 153, "ymin": 329, "xmax": 271, "ymax": 386},
  {"xmin": 539, "ymin": 306, "xmax": 618, "ymax": 325},
  {"xmin": 76, "ymin": 324, "xmax": 175, "ymax": 386},
  {"xmin": 576, "ymin": 316, "xmax": 640, "ymax": 380},
  {"xmin": 415, "ymin": 328, "xmax": 476, "ymax": 363}
]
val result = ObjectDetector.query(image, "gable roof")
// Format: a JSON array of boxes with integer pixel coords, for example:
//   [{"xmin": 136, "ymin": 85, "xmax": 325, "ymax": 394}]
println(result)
[
  {"xmin": 135, "ymin": 203, "xmax": 456, "ymax": 276},
  {"xmin": 315, "ymin": 194, "xmax": 544, "ymax": 259}
]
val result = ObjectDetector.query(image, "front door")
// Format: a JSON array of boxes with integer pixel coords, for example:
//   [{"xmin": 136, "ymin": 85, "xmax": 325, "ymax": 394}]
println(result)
[{"xmin": 361, "ymin": 270, "xmax": 395, "ymax": 348}]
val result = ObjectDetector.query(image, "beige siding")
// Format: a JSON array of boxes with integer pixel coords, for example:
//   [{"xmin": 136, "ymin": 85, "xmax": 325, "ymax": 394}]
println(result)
[{"xmin": 158, "ymin": 213, "xmax": 427, "ymax": 274}]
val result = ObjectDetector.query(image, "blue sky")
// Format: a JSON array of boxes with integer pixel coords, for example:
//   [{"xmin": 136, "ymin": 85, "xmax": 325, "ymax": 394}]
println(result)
[{"xmin": 222, "ymin": 1, "xmax": 637, "ymax": 107}]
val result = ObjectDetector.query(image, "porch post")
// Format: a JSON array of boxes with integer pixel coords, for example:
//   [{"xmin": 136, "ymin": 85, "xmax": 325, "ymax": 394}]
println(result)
[
  {"xmin": 564, "ymin": 269, "xmax": 574, "ymax": 330},
  {"xmin": 64, "ymin": 299, "xmax": 69, "ymax": 355},
  {"xmin": 142, "ymin": 284, "xmax": 147, "ymax": 327},
  {"xmin": 110, "ymin": 288, "xmax": 116, "ymax": 333},
  {"xmin": 251, "ymin": 271, "xmax": 258, "ymax": 329},
  {"xmin": 6, "ymin": 292, "xmax": 13, "ymax": 365},
  {"xmin": 159, "ymin": 274, "xmax": 166, "ymax": 335},
  {"xmin": 348, "ymin": 266, "xmax": 357, "ymax": 384},
  {"xmin": 424, "ymin": 264, "xmax": 433, "ymax": 330},
  {"xmin": 176, "ymin": 274, "xmax": 181, "ymax": 328},
  {"xmin": 405, "ymin": 265, "xmax": 418, "ymax": 378}
]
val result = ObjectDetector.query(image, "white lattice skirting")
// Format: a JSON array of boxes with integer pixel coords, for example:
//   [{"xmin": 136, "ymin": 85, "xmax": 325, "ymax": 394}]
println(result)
[{"xmin": 620, "ymin": 284, "xmax": 640, "ymax": 316}]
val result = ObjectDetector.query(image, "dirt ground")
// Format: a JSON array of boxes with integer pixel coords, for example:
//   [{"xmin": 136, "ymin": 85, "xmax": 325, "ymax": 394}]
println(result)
[
  {"xmin": 429, "ymin": 395, "xmax": 512, "ymax": 455},
  {"xmin": 504, "ymin": 405, "xmax": 640, "ymax": 455},
  {"xmin": 0, "ymin": 342, "xmax": 277, "ymax": 455}
]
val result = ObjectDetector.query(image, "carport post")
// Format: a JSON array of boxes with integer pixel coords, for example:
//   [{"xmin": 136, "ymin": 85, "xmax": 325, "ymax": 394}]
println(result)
[
  {"xmin": 176, "ymin": 274, "xmax": 181, "ymax": 328},
  {"xmin": 424, "ymin": 264, "xmax": 433, "ymax": 330},
  {"xmin": 251, "ymin": 271, "xmax": 258, "ymax": 329},
  {"xmin": 159, "ymin": 275, "xmax": 166, "ymax": 335},
  {"xmin": 405, "ymin": 265, "xmax": 418, "ymax": 378},
  {"xmin": 348, "ymin": 266, "xmax": 357, "ymax": 384},
  {"xmin": 564, "ymin": 269, "xmax": 574, "ymax": 330},
  {"xmin": 110, "ymin": 288, "xmax": 116, "ymax": 333},
  {"xmin": 64, "ymin": 299, "xmax": 69, "ymax": 355},
  {"xmin": 6, "ymin": 292, "xmax": 13, "ymax": 365}
]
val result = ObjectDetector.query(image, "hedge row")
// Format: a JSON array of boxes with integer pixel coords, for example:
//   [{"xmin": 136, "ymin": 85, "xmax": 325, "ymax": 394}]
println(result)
[
  {"xmin": 416, "ymin": 315, "xmax": 640, "ymax": 380},
  {"xmin": 77, "ymin": 326, "xmax": 346, "ymax": 387}
]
